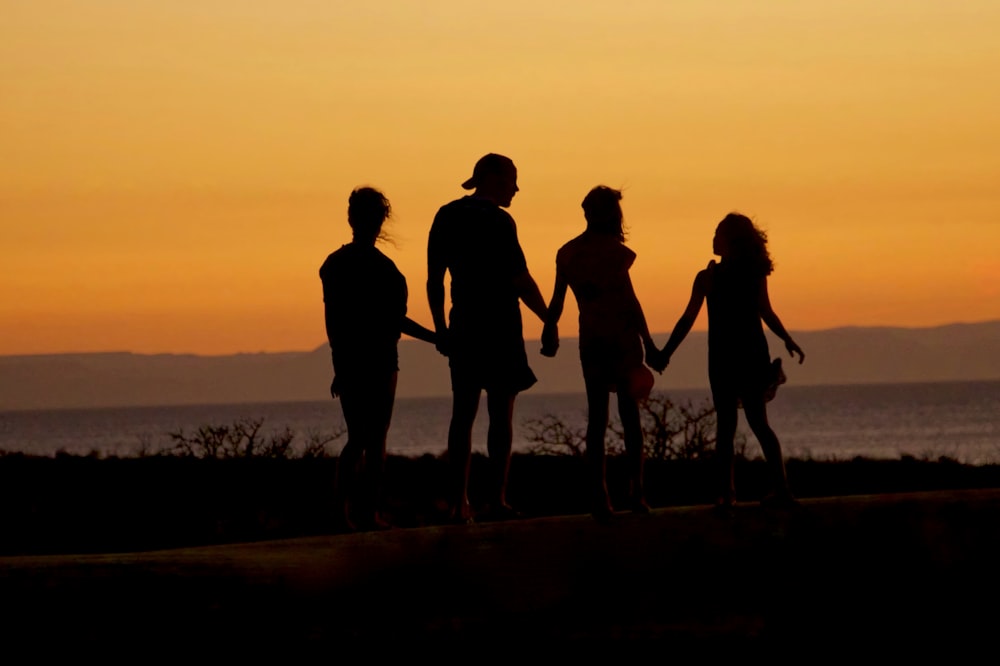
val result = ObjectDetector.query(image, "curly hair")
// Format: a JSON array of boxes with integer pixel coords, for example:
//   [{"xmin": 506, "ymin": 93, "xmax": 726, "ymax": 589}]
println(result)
[
  {"xmin": 716, "ymin": 213, "xmax": 773, "ymax": 276},
  {"xmin": 347, "ymin": 187, "xmax": 392, "ymax": 242}
]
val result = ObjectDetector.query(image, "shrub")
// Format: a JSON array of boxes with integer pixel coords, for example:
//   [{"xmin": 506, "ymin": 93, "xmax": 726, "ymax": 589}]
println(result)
[
  {"xmin": 164, "ymin": 418, "xmax": 344, "ymax": 459},
  {"xmin": 524, "ymin": 391, "xmax": 747, "ymax": 462}
]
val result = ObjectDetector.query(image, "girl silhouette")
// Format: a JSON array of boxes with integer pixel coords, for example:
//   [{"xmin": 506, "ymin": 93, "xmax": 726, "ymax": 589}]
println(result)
[
  {"xmin": 542, "ymin": 186, "xmax": 658, "ymax": 518},
  {"xmin": 656, "ymin": 213, "xmax": 804, "ymax": 510},
  {"xmin": 319, "ymin": 187, "xmax": 436, "ymax": 530}
]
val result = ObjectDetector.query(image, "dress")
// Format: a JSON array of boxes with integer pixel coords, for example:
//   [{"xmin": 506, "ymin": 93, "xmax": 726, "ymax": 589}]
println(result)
[
  {"xmin": 319, "ymin": 242, "xmax": 408, "ymax": 387},
  {"xmin": 555, "ymin": 231, "xmax": 647, "ymax": 397},
  {"xmin": 704, "ymin": 260, "xmax": 772, "ymax": 401},
  {"xmin": 428, "ymin": 195, "xmax": 536, "ymax": 393}
]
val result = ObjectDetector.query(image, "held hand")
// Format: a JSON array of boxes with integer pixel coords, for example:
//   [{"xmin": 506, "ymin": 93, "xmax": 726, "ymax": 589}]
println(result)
[
  {"xmin": 435, "ymin": 329, "xmax": 451, "ymax": 357},
  {"xmin": 786, "ymin": 339, "xmax": 805, "ymax": 364},
  {"xmin": 540, "ymin": 323, "xmax": 559, "ymax": 358},
  {"xmin": 644, "ymin": 340, "xmax": 668, "ymax": 374}
]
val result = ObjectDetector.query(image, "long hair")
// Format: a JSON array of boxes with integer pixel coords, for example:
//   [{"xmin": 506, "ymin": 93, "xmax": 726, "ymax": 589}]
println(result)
[
  {"xmin": 347, "ymin": 187, "xmax": 392, "ymax": 243},
  {"xmin": 716, "ymin": 213, "xmax": 773, "ymax": 276},
  {"xmin": 581, "ymin": 186, "xmax": 626, "ymax": 241}
]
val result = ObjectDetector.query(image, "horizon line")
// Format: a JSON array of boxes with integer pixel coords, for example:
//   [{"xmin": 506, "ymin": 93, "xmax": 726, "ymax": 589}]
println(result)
[{"xmin": 1, "ymin": 318, "xmax": 998, "ymax": 360}]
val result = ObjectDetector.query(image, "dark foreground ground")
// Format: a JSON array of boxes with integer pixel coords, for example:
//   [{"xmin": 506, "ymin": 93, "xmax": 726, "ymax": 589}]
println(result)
[
  {"xmin": 0, "ymin": 454, "xmax": 999, "ymax": 654},
  {"xmin": 2, "ymin": 452, "xmax": 999, "ymax": 554},
  {"xmin": 1, "ymin": 489, "xmax": 999, "ymax": 655}
]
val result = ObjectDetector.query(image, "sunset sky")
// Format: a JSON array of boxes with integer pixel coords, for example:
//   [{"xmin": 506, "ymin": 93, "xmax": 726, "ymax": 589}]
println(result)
[{"xmin": 3, "ymin": 1, "xmax": 998, "ymax": 355}]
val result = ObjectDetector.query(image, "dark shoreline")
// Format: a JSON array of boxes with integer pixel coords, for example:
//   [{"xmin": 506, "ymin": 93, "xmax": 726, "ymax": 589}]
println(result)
[{"xmin": 2, "ymin": 452, "xmax": 998, "ymax": 556}]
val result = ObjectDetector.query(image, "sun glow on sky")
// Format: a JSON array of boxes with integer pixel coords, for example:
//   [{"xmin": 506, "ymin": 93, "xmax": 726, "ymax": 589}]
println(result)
[{"xmin": 2, "ymin": 1, "xmax": 998, "ymax": 355}]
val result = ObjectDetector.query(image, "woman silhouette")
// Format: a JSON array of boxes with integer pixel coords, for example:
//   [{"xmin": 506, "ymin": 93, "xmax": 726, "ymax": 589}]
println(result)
[
  {"xmin": 542, "ymin": 186, "xmax": 658, "ymax": 518},
  {"xmin": 319, "ymin": 187, "xmax": 436, "ymax": 530},
  {"xmin": 656, "ymin": 213, "xmax": 805, "ymax": 509}
]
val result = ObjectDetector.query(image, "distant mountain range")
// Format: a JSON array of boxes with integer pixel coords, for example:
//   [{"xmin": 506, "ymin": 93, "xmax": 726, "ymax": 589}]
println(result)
[{"xmin": 1, "ymin": 320, "xmax": 998, "ymax": 410}]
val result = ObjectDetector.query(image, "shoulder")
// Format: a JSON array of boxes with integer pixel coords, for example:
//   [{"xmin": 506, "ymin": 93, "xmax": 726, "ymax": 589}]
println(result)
[
  {"xmin": 557, "ymin": 232, "xmax": 586, "ymax": 256},
  {"xmin": 431, "ymin": 198, "xmax": 467, "ymax": 229},
  {"xmin": 695, "ymin": 260, "xmax": 716, "ymax": 288},
  {"xmin": 319, "ymin": 245, "xmax": 350, "ymax": 278}
]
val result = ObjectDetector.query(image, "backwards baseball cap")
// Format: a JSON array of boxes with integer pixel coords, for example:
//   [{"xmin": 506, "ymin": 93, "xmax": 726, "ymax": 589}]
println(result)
[{"xmin": 461, "ymin": 153, "xmax": 516, "ymax": 190}]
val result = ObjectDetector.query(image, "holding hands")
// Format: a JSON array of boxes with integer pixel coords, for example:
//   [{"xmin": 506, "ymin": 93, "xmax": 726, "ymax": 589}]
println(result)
[
  {"xmin": 541, "ymin": 321, "xmax": 559, "ymax": 357},
  {"xmin": 644, "ymin": 338, "xmax": 668, "ymax": 374}
]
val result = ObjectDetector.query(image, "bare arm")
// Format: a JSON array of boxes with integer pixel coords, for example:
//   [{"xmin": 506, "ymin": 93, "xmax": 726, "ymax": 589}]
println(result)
[
  {"xmin": 540, "ymin": 271, "xmax": 568, "ymax": 357},
  {"xmin": 401, "ymin": 316, "xmax": 437, "ymax": 345},
  {"xmin": 514, "ymin": 270, "xmax": 548, "ymax": 323},
  {"xmin": 623, "ymin": 273, "xmax": 660, "ymax": 370},
  {"xmin": 660, "ymin": 270, "xmax": 709, "ymax": 363},
  {"xmin": 625, "ymin": 272, "xmax": 654, "ymax": 347},
  {"xmin": 758, "ymin": 278, "xmax": 805, "ymax": 364},
  {"xmin": 426, "ymin": 228, "xmax": 450, "ymax": 355}
]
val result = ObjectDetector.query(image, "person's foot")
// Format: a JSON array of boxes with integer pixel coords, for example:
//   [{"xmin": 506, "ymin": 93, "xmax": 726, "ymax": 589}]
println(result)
[
  {"xmin": 591, "ymin": 504, "xmax": 615, "ymax": 524},
  {"xmin": 760, "ymin": 492, "xmax": 801, "ymax": 511},
  {"xmin": 483, "ymin": 503, "xmax": 523, "ymax": 522},
  {"xmin": 363, "ymin": 512, "xmax": 392, "ymax": 531},
  {"xmin": 630, "ymin": 498, "xmax": 651, "ymax": 514},
  {"xmin": 448, "ymin": 501, "xmax": 474, "ymax": 526},
  {"xmin": 712, "ymin": 496, "xmax": 736, "ymax": 517}
]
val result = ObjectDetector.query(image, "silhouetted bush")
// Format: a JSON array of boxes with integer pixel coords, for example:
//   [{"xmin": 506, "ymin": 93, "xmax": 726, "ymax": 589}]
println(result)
[
  {"xmin": 523, "ymin": 391, "xmax": 747, "ymax": 461},
  {"xmin": 163, "ymin": 417, "xmax": 343, "ymax": 459}
]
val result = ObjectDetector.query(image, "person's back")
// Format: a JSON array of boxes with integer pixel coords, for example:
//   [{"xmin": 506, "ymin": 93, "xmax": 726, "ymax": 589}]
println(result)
[
  {"xmin": 430, "ymin": 195, "xmax": 526, "ymax": 331},
  {"xmin": 557, "ymin": 230, "xmax": 640, "ymax": 346},
  {"xmin": 320, "ymin": 242, "xmax": 407, "ymax": 378},
  {"xmin": 705, "ymin": 259, "xmax": 769, "ymax": 374}
]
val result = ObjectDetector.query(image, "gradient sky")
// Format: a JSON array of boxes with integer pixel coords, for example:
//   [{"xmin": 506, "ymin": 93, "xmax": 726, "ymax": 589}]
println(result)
[{"xmin": 2, "ymin": 1, "xmax": 998, "ymax": 355}]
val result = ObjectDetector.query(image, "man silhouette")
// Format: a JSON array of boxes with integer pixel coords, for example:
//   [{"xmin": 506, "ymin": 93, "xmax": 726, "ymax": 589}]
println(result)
[{"xmin": 427, "ymin": 153, "xmax": 548, "ymax": 523}]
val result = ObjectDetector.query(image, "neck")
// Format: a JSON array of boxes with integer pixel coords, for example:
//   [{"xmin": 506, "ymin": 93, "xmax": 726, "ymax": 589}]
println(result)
[{"xmin": 471, "ymin": 189, "xmax": 502, "ymax": 206}]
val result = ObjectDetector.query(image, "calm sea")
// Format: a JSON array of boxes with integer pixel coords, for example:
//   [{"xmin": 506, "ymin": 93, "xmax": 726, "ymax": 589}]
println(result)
[{"xmin": 1, "ymin": 380, "xmax": 998, "ymax": 464}]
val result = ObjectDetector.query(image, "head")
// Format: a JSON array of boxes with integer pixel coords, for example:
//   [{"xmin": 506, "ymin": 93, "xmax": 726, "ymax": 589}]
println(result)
[
  {"xmin": 713, "ymin": 213, "xmax": 773, "ymax": 275},
  {"xmin": 347, "ymin": 187, "xmax": 391, "ymax": 243},
  {"xmin": 581, "ymin": 185, "xmax": 625, "ymax": 241},
  {"xmin": 461, "ymin": 153, "xmax": 519, "ymax": 207}
]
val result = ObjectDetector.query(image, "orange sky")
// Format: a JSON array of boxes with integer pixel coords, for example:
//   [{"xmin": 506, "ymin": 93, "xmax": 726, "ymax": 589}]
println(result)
[{"xmin": 2, "ymin": 1, "xmax": 998, "ymax": 355}]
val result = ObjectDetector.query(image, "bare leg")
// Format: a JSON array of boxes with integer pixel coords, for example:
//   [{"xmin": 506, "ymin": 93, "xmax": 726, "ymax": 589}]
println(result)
[
  {"xmin": 742, "ymin": 393, "xmax": 793, "ymax": 502},
  {"xmin": 448, "ymin": 385, "xmax": 481, "ymax": 523},
  {"xmin": 585, "ymin": 383, "xmax": 613, "ymax": 516},
  {"xmin": 617, "ymin": 392, "xmax": 648, "ymax": 512},
  {"xmin": 334, "ymin": 440, "xmax": 361, "ymax": 530},
  {"xmin": 337, "ymin": 385, "xmax": 366, "ymax": 531},
  {"xmin": 359, "ymin": 372, "xmax": 397, "ymax": 529},
  {"xmin": 713, "ymin": 391, "xmax": 739, "ymax": 507},
  {"xmin": 338, "ymin": 373, "xmax": 397, "ymax": 530},
  {"xmin": 486, "ymin": 390, "xmax": 516, "ymax": 512}
]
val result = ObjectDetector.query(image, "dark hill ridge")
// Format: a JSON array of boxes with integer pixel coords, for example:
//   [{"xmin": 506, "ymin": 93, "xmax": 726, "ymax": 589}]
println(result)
[{"xmin": 1, "ymin": 320, "xmax": 998, "ymax": 410}]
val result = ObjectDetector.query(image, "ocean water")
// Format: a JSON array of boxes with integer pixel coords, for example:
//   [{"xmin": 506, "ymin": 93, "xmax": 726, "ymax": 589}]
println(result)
[{"xmin": 0, "ymin": 380, "xmax": 998, "ymax": 464}]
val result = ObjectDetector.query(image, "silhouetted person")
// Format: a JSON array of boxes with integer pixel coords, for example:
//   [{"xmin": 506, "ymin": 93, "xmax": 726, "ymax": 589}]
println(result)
[
  {"xmin": 542, "ymin": 186, "xmax": 658, "ymax": 519},
  {"xmin": 320, "ymin": 187, "xmax": 436, "ymax": 531},
  {"xmin": 655, "ymin": 213, "xmax": 805, "ymax": 510},
  {"xmin": 427, "ymin": 153, "xmax": 548, "ymax": 523}
]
